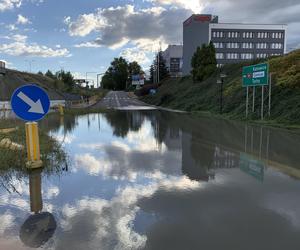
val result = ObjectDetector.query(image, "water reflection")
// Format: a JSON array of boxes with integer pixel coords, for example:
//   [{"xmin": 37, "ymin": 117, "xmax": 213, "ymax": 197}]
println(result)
[
  {"xmin": 0, "ymin": 110, "xmax": 300, "ymax": 249},
  {"xmin": 19, "ymin": 169, "xmax": 57, "ymax": 248}
]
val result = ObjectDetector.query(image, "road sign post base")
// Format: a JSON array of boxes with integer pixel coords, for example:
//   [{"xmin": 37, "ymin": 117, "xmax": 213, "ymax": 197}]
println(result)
[{"xmin": 26, "ymin": 160, "xmax": 43, "ymax": 169}]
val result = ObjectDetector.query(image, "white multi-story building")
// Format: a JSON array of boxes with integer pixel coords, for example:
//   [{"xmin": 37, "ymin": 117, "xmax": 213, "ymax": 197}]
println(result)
[
  {"xmin": 162, "ymin": 45, "xmax": 183, "ymax": 77},
  {"xmin": 183, "ymin": 14, "xmax": 288, "ymax": 75}
]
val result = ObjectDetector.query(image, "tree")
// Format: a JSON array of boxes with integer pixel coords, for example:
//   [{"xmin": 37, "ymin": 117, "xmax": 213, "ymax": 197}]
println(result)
[
  {"xmin": 56, "ymin": 70, "xmax": 75, "ymax": 91},
  {"xmin": 128, "ymin": 61, "xmax": 143, "ymax": 87},
  {"xmin": 45, "ymin": 70, "xmax": 56, "ymax": 79},
  {"xmin": 101, "ymin": 57, "xmax": 129, "ymax": 90},
  {"xmin": 191, "ymin": 41, "xmax": 217, "ymax": 82},
  {"xmin": 37, "ymin": 71, "xmax": 43, "ymax": 76},
  {"xmin": 149, "ymin": 51, "xmax": 169, "ymax": 83}
]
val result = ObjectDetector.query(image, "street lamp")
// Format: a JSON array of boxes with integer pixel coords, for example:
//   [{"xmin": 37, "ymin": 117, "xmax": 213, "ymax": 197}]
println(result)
[
  {"xmin": 218, "ymin": 73, "xmax": 227, "ymax": 114},
  {"xmin": 25, "ymin": 59, "xmax": 35, "ymax": 73}
]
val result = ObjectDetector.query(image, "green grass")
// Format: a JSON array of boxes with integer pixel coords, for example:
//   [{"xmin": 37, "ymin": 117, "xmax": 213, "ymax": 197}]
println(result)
[
  {"xmin": 141, "ymin": 50, "xmax": 300, "ymax": 128},
  {"xmin": 0, "ymin": 118, "xmax": 68, "ymax": 180}
]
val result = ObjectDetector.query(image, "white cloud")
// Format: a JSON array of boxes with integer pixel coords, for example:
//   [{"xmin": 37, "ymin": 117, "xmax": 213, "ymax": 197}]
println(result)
[
  {"xmin": 65, "ymin": 4, "xmax": 191, "ymax": 51},
  {"xmin": 0, "ymin": 0, "xmax": 22, "ymax": 12},
  {"xmin": 120, "ymin": 47, "xmax": 150, "ymax": 66},
  {"xmin": 0, "ymin": 212, "xmax": 14, "ymax": 234},
  {"xmin": 0, "ymin": 35, "xmax": 71, "ymax": 57},
  {"xmin": 44, "ymin": 185, "xmax": 60, "ymax": 199},
  {"xmin": 12, "ymin": 34, "xmax": 27, "ymax": 42},
  {"xmin": 16, "ymin": 14, "xmax": 30, "ymax": 25},
  {"xmin": 74, "ymin": 41, "xmax": 102, "ymax": 48},
  {"xmin": 149, "ymin": 0, "xmax": 205, "ymax": 12},
  {"xmin": 6, "ymin": 24, "xmax": 18, "ymax": 31}
]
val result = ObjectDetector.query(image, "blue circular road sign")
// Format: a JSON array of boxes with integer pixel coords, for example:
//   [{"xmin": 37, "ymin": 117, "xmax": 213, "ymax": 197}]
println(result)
[{"xmin": 11, "ymin": 84, "xmax": 50, "ymax": 122}]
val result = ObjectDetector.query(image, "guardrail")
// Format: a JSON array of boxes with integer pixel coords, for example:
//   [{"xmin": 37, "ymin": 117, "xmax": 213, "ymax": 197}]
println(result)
[{"xmin": 0, "ymin": 100, "xmax": 66, "ymax": 111}]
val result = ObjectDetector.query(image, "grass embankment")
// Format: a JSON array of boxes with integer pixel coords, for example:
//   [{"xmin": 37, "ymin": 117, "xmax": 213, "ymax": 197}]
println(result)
[
  {"xmin": 141, "ymin": 50, "xmax": 300, "ymax": 128},
  {"xmin": 0, "ymin": 119, "xmax": 67, "ymax": 180}
]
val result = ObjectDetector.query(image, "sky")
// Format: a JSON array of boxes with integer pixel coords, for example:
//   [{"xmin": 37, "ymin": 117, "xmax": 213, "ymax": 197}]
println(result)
[{"xmin": 0, "ymin": 0, "xmax": 300, "ymax": 82}]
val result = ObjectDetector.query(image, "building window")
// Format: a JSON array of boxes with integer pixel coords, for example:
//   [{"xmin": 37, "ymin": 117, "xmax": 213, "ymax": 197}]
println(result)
[
  {"xmin": 258, "ymin": 32, "xmax": 268, "ymax": 39},
  {"xmin": 242, "ymin": 42, "xmax": 254, "ymax": 49},
  {"xmin": 213, "ymin": 42, "xmax": 224, "ymax": 49},
  {"xmin": 227, "ymin": 42, "xmax": 239, "ymax": 49},
  {"xmin": 212, "ymin": 31, "xmax": 224, "ymax": 38},
  {"xmin": 271, "ymin": 43, "xmax": 283, "ymax": 49},
  {"xmin": 243, "ymin": 32, "xmax": 254, "ymax": 38},
  {"xmin": 216, "ymin": 53, "xmax": 224, "ymax": 59},
  {"xmin": 241, "ymin": 53, "xmax": 254, "ymax": 60},
  {"xmin": 257, "ymin": 53, "xmax": 267, "ymax": 59},
  {"xmin": 228, "ymin": 31, "xmax": 239, "ymax": 38},
  {"xmin": 256, "ymin": 43, "xmax": 268, "ymax": 49},
  {"xmin": 227, "ymin": 53, "xmax": 239, "ymax": 59}
]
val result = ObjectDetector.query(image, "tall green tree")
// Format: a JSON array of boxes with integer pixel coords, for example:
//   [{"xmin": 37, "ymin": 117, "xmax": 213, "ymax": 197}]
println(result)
[
  {"xmin": 101, "ymin": 57, "xmax": 129, "ymax": 90},
  {"xmin": 191, "ymin": 41, "xmax": 217, "ymax": 82},
  {"xmin": 149, "ymin": 51, "xmax": 169, "ymax": 83},
  {"xmin": 45, "ymin": 70, "xmax": 56, "ymax": 79},
  {"xmin": 56, "ymin": 70, "xmax": 75, "ymax": 91}
]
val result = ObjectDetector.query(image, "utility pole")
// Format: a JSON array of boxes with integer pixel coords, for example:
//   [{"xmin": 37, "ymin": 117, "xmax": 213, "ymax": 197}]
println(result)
[
  {"xmin": 157, "ymin": 51, "xmax": 159, "ymax": 84},
  {"xmin": 25, "ymin": 60, "xmax": 35, "ymax": 73}
]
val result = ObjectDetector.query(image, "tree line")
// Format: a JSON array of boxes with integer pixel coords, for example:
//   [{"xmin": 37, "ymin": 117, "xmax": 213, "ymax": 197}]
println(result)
[
  {"xmin": 101, "ymin": 57, "xmax": 143, "ymax": 90},
  {"xmin": 38, "ymin": 70, "xmax": 76, "ymax": 91}
]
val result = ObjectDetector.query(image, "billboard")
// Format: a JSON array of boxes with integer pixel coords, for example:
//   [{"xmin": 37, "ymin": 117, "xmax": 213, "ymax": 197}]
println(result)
[{"xmin": 132, "ymin": 75, "xmax": 144, "ymax": 86}]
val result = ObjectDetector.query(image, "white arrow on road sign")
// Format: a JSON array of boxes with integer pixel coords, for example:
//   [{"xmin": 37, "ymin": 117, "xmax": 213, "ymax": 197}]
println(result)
[{"xmin": 17, "ymin": 92, "xmax": 45, "ymax": 114}]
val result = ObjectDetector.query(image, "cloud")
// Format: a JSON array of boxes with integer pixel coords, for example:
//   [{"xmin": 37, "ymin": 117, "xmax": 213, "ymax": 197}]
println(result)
[
  {"xmin": 149, "ymin": 0, "xmax": 204, "ymax": 12},
  {"xmin": 65, "ymin": 5, "xmax": 192, "ymax": 52},
  {"xmin": 0, "ymin": 0, "xmax": 22, "ymax": 12},
  {"xmin": 74, "ymin": 41, "xmax": 102, "ymax": 48},
  {"xmin": 0, "ymin": 35, "xmax": 71, "ymax": 57},
  {"xmin": 16, "ymin": 14, "xmax": 30, "ymax": 25},
  {"xmin": 0, "ymin": 212, "xmax": 14, "ymax": 234},
  {"xmin": 120, "ymin": 47, "xmax": 150, "ymax": 66}
]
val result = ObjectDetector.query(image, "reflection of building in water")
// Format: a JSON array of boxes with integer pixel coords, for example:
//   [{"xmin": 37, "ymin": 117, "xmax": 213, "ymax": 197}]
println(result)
[
  {"xmin": 19, "ymin": 169, "xmax": 57, "ymax": 248},
  {"xmin": 182, "ymin": 132, "xmax": 213, "ymax": 181},
  {"xmin": 163, "ymin": 127, "xmax": 182, "ymax": 151},
  {"xmin": 213, "ymin": 146, "xmax": 239, "ymax": 169}
]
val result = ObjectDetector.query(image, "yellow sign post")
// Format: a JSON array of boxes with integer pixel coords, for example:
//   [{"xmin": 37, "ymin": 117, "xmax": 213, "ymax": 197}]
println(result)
[
  {"xmin": 58, "ymin": 104, "xmax": 64, "ymax": 116},
  {"xmin": 25, "ymin": 122, "xmax": 43, "ymax": 169}
]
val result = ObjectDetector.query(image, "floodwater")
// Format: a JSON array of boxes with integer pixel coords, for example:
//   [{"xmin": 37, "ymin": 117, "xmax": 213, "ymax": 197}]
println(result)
[{"xmin": 1, "ymin": 111, "xmax": 300, "ymax": 250}]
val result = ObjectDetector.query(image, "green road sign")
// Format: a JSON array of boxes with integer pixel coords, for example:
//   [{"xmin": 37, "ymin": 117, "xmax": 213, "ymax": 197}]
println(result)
[
  {"xmin": 239, "ymin": 153, "xmax": 265, "ymax": 182},
  {"xmin": 242, "ymin": 63, "xmax": 269, "ymax": 87}
]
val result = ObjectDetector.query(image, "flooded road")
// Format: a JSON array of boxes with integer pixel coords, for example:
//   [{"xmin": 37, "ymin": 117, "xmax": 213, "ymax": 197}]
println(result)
[{"xmin": 1, "ymin": 111, "xmax": 300, "ymax": 250}]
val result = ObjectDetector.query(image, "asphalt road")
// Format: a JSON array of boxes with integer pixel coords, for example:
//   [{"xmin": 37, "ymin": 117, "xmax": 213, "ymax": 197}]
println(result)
[{"xmin": 94, "ymin": 91, "xmax": 156, "ymax": 110}]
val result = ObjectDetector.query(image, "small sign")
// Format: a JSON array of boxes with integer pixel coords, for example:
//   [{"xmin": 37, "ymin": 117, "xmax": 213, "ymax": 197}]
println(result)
[
  {"xmin": 242, "ymin": 63, "xmax": 269, "ymax": 87},
  {"xmin": 11, "ymin": 84, "xmax": 50, "ymax": 122},
  {"xmin": 132, "ymin": 75, "xmax": 145, "ymax": 86}
]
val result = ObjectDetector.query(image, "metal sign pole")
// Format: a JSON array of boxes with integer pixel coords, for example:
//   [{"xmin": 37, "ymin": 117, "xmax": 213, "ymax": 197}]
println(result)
[
  {"xmin": 252, "ymin": 86, "xmax": 256, "ymax": 113},
  {"xmin": 268, "ymin": 73, "xmax": 272, "ymax": 117},
  {"xmin": 261, "ymin": 86, "xmax": 264, "ymax": 120},
  {"xmin": 246, "ymin": 86, "xmax": 249, "ymax": 118}
]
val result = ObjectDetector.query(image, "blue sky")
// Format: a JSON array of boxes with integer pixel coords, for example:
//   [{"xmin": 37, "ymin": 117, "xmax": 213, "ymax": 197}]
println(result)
[{"xmin": 0, "ymin": 0, "xmax": 299, "ymax": 82}]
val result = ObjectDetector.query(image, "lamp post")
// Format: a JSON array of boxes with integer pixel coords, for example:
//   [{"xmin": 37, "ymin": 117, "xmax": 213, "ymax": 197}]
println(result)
[
  {"xmin": 25, "ymin": 59, "xmax": 35, "ymax": 73},
  {"xmin": 218, "ymin": 74, "xmax": 227, "ymax": 114}
]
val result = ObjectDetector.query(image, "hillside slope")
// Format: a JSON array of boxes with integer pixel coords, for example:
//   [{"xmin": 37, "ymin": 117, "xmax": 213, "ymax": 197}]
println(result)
[
  {"xmin": 0, "ymin": 69, "xmax": 64, "ymax": 101},
  {"xmin": 142, "ymin": 50, "xmax": 300, "ymax": 124}
]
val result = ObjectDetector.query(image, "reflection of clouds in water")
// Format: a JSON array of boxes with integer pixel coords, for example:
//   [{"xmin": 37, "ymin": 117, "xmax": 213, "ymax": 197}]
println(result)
[
  {"xmin": 0, "ymin": 194, "xmax": 30, "ymax": 211},
  {"xmin": 126, "ymin": 124, "xmax": 163, "ymax": 152},
  {"xmin": 43, "ymin": 185, "xmax": 60, "ymax": 199},
  {"xmin": 50, "ymin": 133, "xmax": 76, "ymax": 144},
  {"xmin": 74, "ymin": 143, "xmax": 181, "ymax": 180},
  {"xmin": 0, "ymin": 212, "xmax": 14, "ymax": 234},
  {"xmin": 55, "ymin": 176, "xmax": 202, "ymax": 250},
  {"xmin": 264, "ymin": 193, "xmax": 300, "ymax": 229}
]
